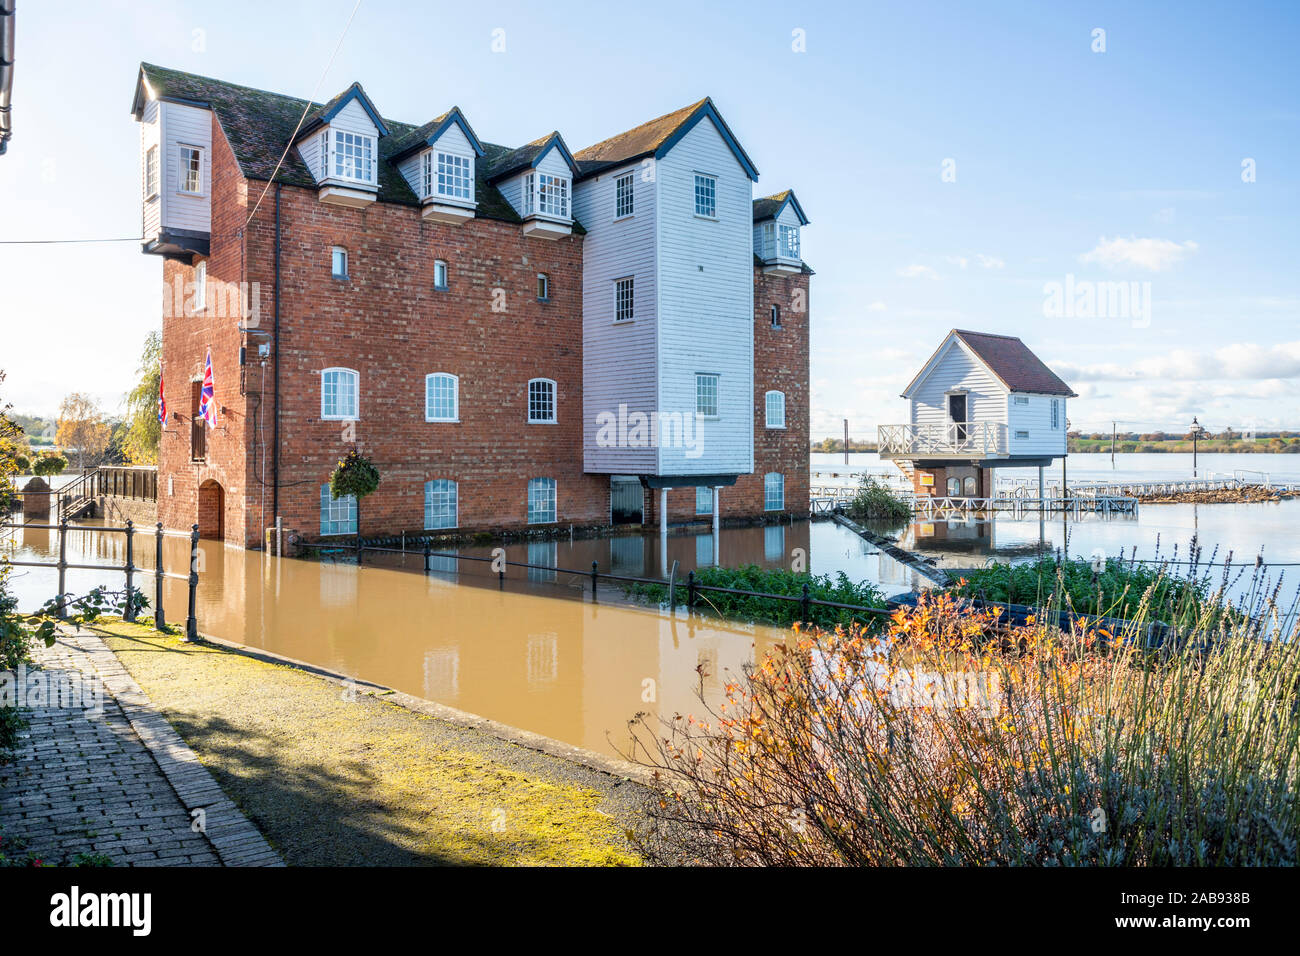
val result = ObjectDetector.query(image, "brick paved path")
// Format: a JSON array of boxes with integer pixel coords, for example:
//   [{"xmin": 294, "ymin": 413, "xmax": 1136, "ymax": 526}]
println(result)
[{"xmin": 0, "ymin": 628, "xmax": 281, "ymax": 866}]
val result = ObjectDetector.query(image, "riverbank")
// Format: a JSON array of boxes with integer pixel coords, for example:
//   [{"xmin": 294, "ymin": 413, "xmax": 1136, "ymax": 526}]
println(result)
[{"xmin": 92, "ymin": 621, "xmax": 646, "ymax": 866}]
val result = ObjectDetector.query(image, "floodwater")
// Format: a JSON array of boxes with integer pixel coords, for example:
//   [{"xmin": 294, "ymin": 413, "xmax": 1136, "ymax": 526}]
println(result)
[{"xmin": 0, "ymin": 519, "xmax": 916, "ymax": 761}]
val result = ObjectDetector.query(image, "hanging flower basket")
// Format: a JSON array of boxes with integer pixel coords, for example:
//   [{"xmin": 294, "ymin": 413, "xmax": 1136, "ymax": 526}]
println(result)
[{"xmin": 329, "ymin": 451, "xmax": 380, "ymax": 502}]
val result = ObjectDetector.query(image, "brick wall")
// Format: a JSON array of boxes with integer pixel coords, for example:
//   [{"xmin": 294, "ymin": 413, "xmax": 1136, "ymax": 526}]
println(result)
[
  {"xmin": 156, "ymin": 121, "xmax": 811, "ymax": 547},
  {"xmin": 238, "ymin": 165, "xmax": 607, "ymax": 544}
]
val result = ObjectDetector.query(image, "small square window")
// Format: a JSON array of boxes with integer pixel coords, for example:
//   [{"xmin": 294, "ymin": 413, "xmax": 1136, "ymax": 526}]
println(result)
[
  {"xmin": 615, "ymin": 276, "xmax": 634, "ymax": 321},
  {"xmin": 696, "ymin": 373, "xmax": 719, "ymax": 418},
  {"xmin": 537, "ymin": 273, "xmax": 550, "ymax": 301},
  {"xmin": 434, "ymin": 260, "xmax": 448, "ymax": 291},
  {"xmin": 693, "ymin": 174, "xmax": 716, "ymax": 218},
  {"xmin": 331, "ymin": 247, "xmax": 348, "ymax": 280}
]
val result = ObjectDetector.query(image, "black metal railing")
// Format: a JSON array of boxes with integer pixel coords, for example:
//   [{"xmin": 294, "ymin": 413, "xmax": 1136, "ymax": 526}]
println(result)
[
  {"xmin": 0, "ymin": 519, "xmax": 201, "ymax": 639},
  {"xmin": 303, "ymin": 539, "xmax": 894, "ymax": 625}
]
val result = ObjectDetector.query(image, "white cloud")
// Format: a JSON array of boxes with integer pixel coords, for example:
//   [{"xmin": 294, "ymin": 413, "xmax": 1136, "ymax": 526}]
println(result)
[
  {"xmin": 868, "ymin": 301, "xmax": 887, "ymax": 312},
  {"xmin": 898, "ymin": 264, "xmax": 940, "ymax": 280},
  {"xmin": 946, "ymin": 255, "xmax": 969, "ymax": 269},
  {"xmin": 975, "ymin": 253, "xmax": 1004, "ymax": 269},
  {"xmin": 1052, "ymin": 341, "xmax": 1300, "ymax": 383},
  {"xmin": 1079, "ymin": 236, "xmax": 1198, "ymax": 271}
]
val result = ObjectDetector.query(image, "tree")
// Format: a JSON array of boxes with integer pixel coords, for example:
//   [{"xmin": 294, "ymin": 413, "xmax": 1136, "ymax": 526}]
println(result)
[
  {"xmin": 32, "ymin": 452, "xmax": 68, "ymax": 477},
  {"xmin": 122, "ymin": 330, "xmax": 162, "ymax": 464},
  {"xmin": 0, "ymin": 371, "xmax": 26, "ymax": 514},
  {"xmin": 55, "ymin": 392, "xmax": 110, "ymax": 471},
  {"xmin": 329, "ymin": 451, "xmax": 380, "ymax": 543}
]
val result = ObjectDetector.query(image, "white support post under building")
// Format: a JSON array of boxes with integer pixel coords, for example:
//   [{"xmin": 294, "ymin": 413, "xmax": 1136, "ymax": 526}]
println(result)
[
  {"xmin": 712, "ymin": 486, "xmax": 720, "ymax": 538},
  {"xmin": 659, "ymin": 487, "xmax": 669, "ymax": 578}
]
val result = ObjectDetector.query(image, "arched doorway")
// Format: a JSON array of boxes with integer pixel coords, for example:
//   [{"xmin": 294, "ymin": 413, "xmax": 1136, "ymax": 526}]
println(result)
[{"xmin": 197, "ymin": 479, "xmax": 225, "ymax": 540}]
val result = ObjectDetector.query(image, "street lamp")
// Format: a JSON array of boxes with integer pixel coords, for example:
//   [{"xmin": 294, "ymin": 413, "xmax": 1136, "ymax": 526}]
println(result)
[{"xmin": 1190, "ymin": 417, "xmax": 1206, "ymax": 478}]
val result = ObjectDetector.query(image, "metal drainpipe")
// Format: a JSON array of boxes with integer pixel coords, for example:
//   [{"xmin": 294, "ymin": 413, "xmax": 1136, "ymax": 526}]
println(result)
[{"xmin": 272, "ymin": 183, "xmax": 281, "ymax": 525}]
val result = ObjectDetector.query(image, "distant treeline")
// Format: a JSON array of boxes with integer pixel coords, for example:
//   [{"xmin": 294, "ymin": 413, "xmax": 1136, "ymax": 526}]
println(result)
[
  {"xmin": 1070, "ymin": 432, "xmax": 1300, "ymax": 454},
  {"xmin": 810, "ymin": 438, "xmax": 878, "ymax": 454}
]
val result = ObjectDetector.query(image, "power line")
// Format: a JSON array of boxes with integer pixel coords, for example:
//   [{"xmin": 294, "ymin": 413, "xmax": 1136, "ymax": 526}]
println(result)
[
  {"xmin": 245, "ymin": 0, "xmax": 364, "ymax": 229},
  {"xmin": 0, "ymin": 236, "xmax": 143, "ymax": 245}
]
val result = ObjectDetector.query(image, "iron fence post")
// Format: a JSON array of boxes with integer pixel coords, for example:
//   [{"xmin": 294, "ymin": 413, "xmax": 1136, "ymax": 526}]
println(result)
[
  {"xmin": 687, "ymin": 570, "xmax": 696, "ymax": 609},
  {"xmin": 801, "ymin": 583, "xmax": 811, "ymax": 625},
  {"xmin": 186, "ymin": 524, "xmax": 199, "ymax": 641},
  {"xmin": 123, "ymin": 519, "xmax": 136, "ymax": 623},
  {"xmin": 591, "ymin": 561, "xmax": 598, "ymax": 602},
  {"xmin": 56, "ymin": 517, "xmax": 68, "ymax": 619},
  {"xmin": 423, "ymin": 540, "xmax": 431, "ymax": 573},
  {"xmin": 154, "ymin": 522, "xmax": 166, "ymax": 631}
]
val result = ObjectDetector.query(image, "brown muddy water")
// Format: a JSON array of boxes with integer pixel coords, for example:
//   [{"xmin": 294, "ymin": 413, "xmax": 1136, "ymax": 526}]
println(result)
[{"xmin": 2, "ymin": 520, "xmax": 917, "ymax": 760}]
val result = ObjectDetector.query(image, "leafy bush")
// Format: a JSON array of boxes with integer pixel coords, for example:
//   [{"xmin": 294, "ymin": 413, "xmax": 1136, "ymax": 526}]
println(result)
[
  {"xmin": 330, "ymin": 451, "xmax": 380, "ymax": 501},
  {"xmin": 629, "ymin": 590, "xmax": 1300, "ymax": 866},
  {"xmin": 846, "ymin": 474, "xmax": 911, "ymax": 522},
  {"xmin": 950, "ymin": 553, "xmax": 1239, "ymax": 629},
  {"xmin": 32, "ymin": 453, "xmax": 68, "ymax": 477},
  {"xmin": 623, "ymin": 564, "xmax": 887, "ymax": 629}
]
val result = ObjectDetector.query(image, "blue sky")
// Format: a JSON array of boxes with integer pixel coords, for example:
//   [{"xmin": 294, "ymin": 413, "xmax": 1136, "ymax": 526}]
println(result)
[{"xmin": 1, "ymin": 0, "xmax": 1296, "ymax": 438}]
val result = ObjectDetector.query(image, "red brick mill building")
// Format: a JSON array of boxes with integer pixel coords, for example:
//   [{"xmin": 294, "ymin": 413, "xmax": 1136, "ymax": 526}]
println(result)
[{"xmin": 131, "ymin": 64, "xmax": 811, "ymax": 548}]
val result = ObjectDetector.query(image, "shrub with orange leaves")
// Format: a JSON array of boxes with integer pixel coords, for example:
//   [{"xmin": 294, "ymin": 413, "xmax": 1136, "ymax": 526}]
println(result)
[{"xmin": 627, "ymin": 590, "xmax": 1300, "ymax": 866}]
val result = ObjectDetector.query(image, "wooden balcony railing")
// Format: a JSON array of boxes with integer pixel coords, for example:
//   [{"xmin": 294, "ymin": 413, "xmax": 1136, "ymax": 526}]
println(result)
[{"xmin": 877, "ymin": 421, "xmax": 1008, "ymax": 457}]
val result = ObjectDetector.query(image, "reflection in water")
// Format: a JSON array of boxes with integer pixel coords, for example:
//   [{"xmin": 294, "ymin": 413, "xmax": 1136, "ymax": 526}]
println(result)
[{"xmin": 1, "ymin": 519, "xmax": 920, "ymax": 760}]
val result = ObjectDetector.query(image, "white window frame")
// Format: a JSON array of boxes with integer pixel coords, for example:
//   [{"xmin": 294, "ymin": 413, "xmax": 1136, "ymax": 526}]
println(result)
[
  {"xmin": 424, "ymin": 150, "xmax": 473, "ymax": 202},
  {"xmin": 424, "ymin": 479, "xmax": 459, "ymax": 531},
  {"xmin": 764, "ymin": 472, "xmax": 785, "ymax": 512},
  {"xmin": 695, "ymin": 486, "xmax": 713, "ymax": 516},
  {"xmin": 536, "ymin": 273, "xmax": 550, "ymax": 301},
  {"xmin": 191, "ymin": 261, "xmax": 207, "ymax": 314},
  {"xmin": 433, "ymin": 259, "xmax": 449, "ymax": 291},
  {"xmin": 693, "ymin": 173, "xmax": 717, "ymax": 218},
  {"xmin": 331, "ymin": 246, "xmax": 348, "ymax": 280},
  {"xmin": 522, "ymin": 171, "xmax": 571, "ymax": 219},
  {"xmin": 527, "ymin": 477, "xmax": 557, "ymax": 525},
  {"xmin": 1051, "ymin": 398, "xmax": 1060, "ymax": 429},
  {"xmin": 614, "ymin": 172, "xmax": 634, "ymax": 219},
  {"xmin": 770, "ymin": 304, "xmax": 781, "ymax": 328},
  {"xmin": 145, "ymin": 145, "xmax": 159, "ymax": 199},
  {"xmin": 696, "ymin": 373, "xmax": 720, "ymax": 418},
  {"xmin": 1013, "ymin": 395, "xmax": 1030, "ymax": 406},
  {"xmin": 779, "ymin": 223, "xmax": 800, "ymax": 259},
  {"xmin": 321, "ymin": 367, "xmax": 359, "ymax": 421},
  {"xmin": 332, "ymin": 129, "xmax": 375, "ymax": 185},
  {"xmin": 765, "ymin": 390, "xmax": 786, "ymax": 429},
  {"xmin": 178, "ymin": 144, "xmax": 203, "ymax": 195},
  {"xmin": 527, "ymin": 378, "xmax": 557, "ymax": 424},
  {"xmin": 614, "ymin": 276, "xmax": 634, "ymax": 322},
  {"xmin": 425, "ymin": 373, "xmax": 459, "ymax": 423},
  {"xmin": 320, "ymin": 484, "xmax": 358, "ymax": 536}
]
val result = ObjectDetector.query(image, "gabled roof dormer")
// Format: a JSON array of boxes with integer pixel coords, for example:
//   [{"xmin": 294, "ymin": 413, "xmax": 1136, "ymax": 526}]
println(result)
[
  {"xmin": 488, "ymin": 133, "xmax": 579, "ymax": 239},
  {"xmin": 753, "ymin": 190, "xmax": 809, "ymax": 275},
  {"xmin": 294, "ymin": 82, "xmax": 388, "ymax": 209},
  {"xmin": 389, "ymin": 107, "xmax": 485, "ymax": 225}
]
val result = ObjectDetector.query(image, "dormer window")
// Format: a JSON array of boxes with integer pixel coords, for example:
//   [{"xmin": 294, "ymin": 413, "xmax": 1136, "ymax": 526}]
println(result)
[
  {"xmin": 423, "ymin": 151, "xmax": 473, "ymax": 202},
  {"xmin": 779, "ymin": 224, "xmax": 800, "ymax": 259},
  {"xmin": 523, "ymin": 172, "xmax": 570, "ymax": 219},
  {"xmin": 332, "ymin": 130, "xmax": 375, "ymax": 183}
]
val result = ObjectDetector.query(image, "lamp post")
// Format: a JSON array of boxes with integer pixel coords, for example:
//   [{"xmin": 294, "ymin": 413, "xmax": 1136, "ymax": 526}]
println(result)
[{"xmin": 1190, "ymin": 417, "xmax": 1206, "ymax": 478}]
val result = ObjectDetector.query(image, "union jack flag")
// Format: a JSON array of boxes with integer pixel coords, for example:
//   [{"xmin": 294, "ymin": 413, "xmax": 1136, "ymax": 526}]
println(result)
[
  {"xmin": 157, "ymin": 373, "xmax": 167, "ymax": 426},
  {"xmin": 198, "ymin": 349, "xmax": 218, "ymax": 428}
]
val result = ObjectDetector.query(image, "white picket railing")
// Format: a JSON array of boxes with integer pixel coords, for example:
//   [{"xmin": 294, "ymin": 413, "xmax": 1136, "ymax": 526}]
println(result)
[{"xmin": 878, "ymin": 421, "xmax": 1008, "ymax": 457}]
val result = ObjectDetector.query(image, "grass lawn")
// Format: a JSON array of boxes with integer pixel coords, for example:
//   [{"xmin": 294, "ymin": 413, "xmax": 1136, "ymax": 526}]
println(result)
[{"xmin": 95, "ymin": 621, "xmax": 642, "ymax": 866}]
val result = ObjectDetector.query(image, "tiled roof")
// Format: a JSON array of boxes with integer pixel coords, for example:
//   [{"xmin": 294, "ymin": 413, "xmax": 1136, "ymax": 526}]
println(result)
[
  {"xmin": 752, "ymin": 190, "xmax": 809, "ymax": 225},
  {"xmin": 485, "ymin": 132, "xmax": 577, "ymax": 183},
  {"xmin": 573, "ymin": 98, "xmax": 707, "ymax": 172},
  {"xmin": 952, "ymin": 330, "xmax": 1077, "ymax": 396},
  {"xmin": 134, "ymin": 64, "xmax": 522, "ymax": 225}
]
